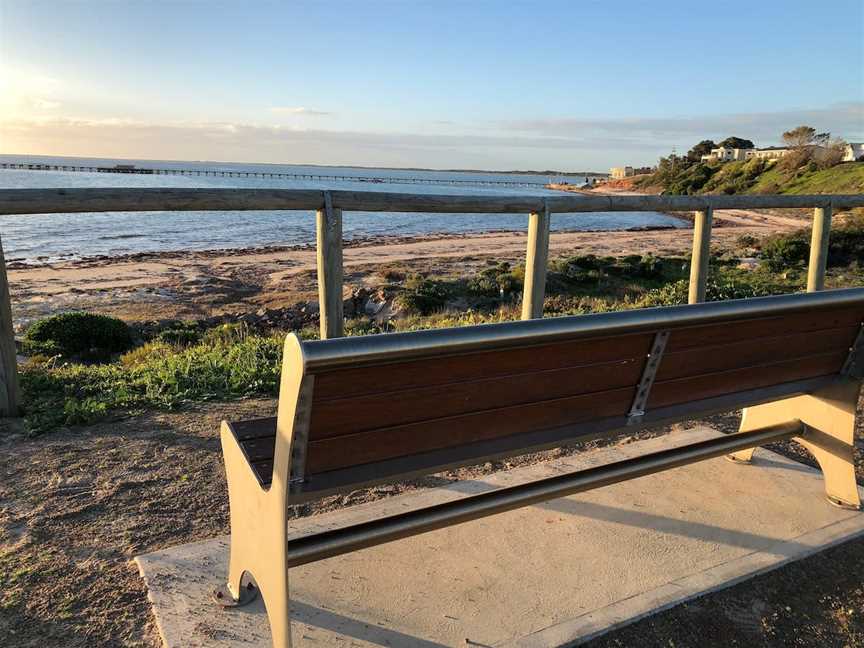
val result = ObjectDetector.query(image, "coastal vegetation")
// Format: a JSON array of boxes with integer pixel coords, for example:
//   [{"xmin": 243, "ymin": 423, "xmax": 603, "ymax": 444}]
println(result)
[
  {"xmin": 16, "ymin": 217, "xmax": 864, "ymax": 435},
  {"xmin": 634, "ymin": 125, "xmax": 862, "ymax": 195}
]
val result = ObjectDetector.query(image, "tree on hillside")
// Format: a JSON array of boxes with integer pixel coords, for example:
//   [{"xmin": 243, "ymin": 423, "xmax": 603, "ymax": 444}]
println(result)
[
  {"xmin": 718, "ymin": 136, "xmax": 755, "ymax": 149},
  {"xmin": 782, "ymin": 126, "xmax": 830, "ymax": 148},
  {"xmin": 780, "ymin": 126, "xmax": 843, "ymax": 171},
  {"xmin": 687, "ymin": 140, "xmax": 716, "ymax": 161}
]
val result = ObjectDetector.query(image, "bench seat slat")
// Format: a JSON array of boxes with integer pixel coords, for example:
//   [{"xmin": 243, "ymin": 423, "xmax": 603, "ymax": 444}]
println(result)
[
  {"xmin": 657, "ymin": 325, "xmax": 859, "ymax": 381},
  {"xmin": 309, "ymin": 356, "xmax": 644, "ymax": 440},
  {"xmin": 231, "ymin": 416, "xmax": 279, "ymax": 441},
  {"xmin": 649, "ymin": 350, "xmax": 847, "ymax": 409},
  {"xmin": 664, "ymin": 306, "xmax": 863, "ymax": 352},
  {"xmin": 311, "ymin": 332, "xmax": 654, "ymax": 402},
  {"xmin": 241, "ymin": 435, "xmax": 278, "ymax": 462},
  {"xmin": 304, "ymin": 386, "xmax": 637, "ymax": 474}
]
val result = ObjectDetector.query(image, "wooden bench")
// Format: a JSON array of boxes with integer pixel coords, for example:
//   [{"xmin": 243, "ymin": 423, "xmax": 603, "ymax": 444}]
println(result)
[{"xmin": 215, "ymin": 287, "xmax": 864, "ymax": 647}]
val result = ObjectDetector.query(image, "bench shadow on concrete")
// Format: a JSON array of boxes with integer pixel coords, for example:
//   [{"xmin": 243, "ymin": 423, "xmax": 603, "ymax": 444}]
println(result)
[
  {"xmin": 282, "ymin": 458, "xmax": 814, "ymax": 645},
  {"xmin": 289, "ymin": 600, "xmax": 450, "ymax": 648},
  {"xmin": 443, "ymin": 456, "xmax": 818, "ymax": 555},
  {"xmin": 536, "ymin": 499, "xmax": 805, "ymax": 555}
]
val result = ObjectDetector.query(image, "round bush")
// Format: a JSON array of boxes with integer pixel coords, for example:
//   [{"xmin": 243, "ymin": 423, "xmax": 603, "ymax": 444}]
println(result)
[{"xmin": 23, "ymin": 312, "xmax": 134, "ymax": 360}]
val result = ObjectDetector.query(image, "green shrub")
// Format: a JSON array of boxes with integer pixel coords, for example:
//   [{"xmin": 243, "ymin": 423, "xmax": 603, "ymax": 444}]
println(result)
[
  {"xmin": 760, "ymin": 231, "xmax": 810, "ymax": 271},
  {"xmin": 638, "ymin": 277, "xmax": 773, "ymax": 307},
  {"xmin": 468, "ymin": 262, "xmax": 523, "ymax": 297},
  {"xmin": 156, "ymin": 327, "xmax": 201, "ymax": 346},
  {"xmin": 200, "ymin": 322, "xmax": 249, "ymax": 346},
  {"xmin": 759, "ymin": 221, "xmax": 864, "ymax": 272},
  {"xmin": 120, "ymin": 341, "xmax": 174, "ymax": 367},
  {"xmin": 395, "ymin": 275, "xmax": 451, "ymax": 314},
  {"xmin": 23, "ymin": 312, "xmax": 133, "ymax": 360},
  {"xmin": 828, "ymin": 219, "xmax": 864, "ymax": 266},
  {"xmin": 736, "ymin": 234, "xmax": 758, "ymax": 248}
]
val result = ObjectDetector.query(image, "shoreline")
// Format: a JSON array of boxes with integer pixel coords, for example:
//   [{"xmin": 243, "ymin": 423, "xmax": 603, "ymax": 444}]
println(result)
[
  {"xmin": 5, "ymin": 207, "xmax": 806, "ymax": 329},
  {"xmin": 4, "ymin": 223, "xmax": 687, "ymax": 270}
]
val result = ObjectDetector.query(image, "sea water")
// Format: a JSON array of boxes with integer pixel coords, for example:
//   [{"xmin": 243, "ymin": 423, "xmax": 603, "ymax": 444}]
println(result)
[{"xmin": 0, "ymin": 155, "xmax": 684, "ymax": 264}]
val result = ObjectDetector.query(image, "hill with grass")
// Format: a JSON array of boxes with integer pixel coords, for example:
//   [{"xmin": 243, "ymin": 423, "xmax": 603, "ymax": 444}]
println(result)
[
  {"xmin": 633, "ymin": 158, "xmax": 864, "ymax": 196},
  {"xmin": 631, "ymin": 126, "xmax": 863, "ymax": 196}
]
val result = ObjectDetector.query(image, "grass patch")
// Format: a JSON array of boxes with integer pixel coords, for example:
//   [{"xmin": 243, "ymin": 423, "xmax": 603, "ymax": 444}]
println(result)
[
  {"xmin": 21, "ymin": 325, "xmax": 285, "ymax": 434},
  {"xmin": 750, "ymin": 162, "xmax": 864, "ymax": 195}
]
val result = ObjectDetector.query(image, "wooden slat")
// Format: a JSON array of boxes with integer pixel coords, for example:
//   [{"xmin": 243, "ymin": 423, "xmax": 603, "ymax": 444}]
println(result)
[
  {"xmin": 230, "ymin": 417, "xmax": 276, "ymax": 441},
  {"xmin": 649, "ymin": 350, "xmax": 846, "ymax": 409},
  {"xmin": 251, "ymin": 459, "xmax": 274, "ymax": 486},
  {"xmin": 666, "ymin": 307, "xmax": 863, "ymax": 352},
  {"xmin": 657, "ymin": 326, "xmax": 859, "ymax": 381},
  {"xmin": 305, "ymin": 386, "xmax": 636, "ymax": 474},
  {"xmin": 310, "ymin": 357, "xmax": 644, "ymax": 440},
  {"xmin": 241, "ymin": 435, "xmax": 277, "ymax": 462},
  {"xmin": 312, "ymin": 332, "xmax": 653, "ymax": 401}
]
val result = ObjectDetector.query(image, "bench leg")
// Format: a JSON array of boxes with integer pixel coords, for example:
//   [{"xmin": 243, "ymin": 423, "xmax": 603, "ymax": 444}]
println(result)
[
  {"xmin": 258, "ymin": 567, "xmax": 292, "ymax": 648},
  {"xmin": 218, "ymin": 422, "xmax": 294, "ymax": 647},
  {"xmin": 727, "ymin": 380, "xmax": 861, "ymax": 509}
]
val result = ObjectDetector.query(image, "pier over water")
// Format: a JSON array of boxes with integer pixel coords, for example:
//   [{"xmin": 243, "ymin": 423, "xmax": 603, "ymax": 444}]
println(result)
[{"xmin": 0, "ymin": 162, "xmax": 564, "ymax": 189}]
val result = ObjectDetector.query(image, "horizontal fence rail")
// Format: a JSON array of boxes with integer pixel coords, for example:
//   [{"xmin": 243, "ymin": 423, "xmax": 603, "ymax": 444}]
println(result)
[
  {"xmin": 0, "ymin": 187, "xmax": 860, "ymax": 417},
  {"xmin": 1, "ymin": 188, "xmax": 863, "ymax": 215}
]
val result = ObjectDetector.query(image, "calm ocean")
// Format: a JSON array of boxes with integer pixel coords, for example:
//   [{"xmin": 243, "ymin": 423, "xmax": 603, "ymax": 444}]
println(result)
[{"xmin": 0, "ymin": 155, "xmax": 684, "ymax": 264}]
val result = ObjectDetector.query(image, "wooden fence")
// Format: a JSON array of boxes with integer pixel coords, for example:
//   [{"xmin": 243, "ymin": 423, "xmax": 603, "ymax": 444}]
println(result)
[{"xmin": 0, "ymin": 188, "xmax": 862, "ymax": 417}]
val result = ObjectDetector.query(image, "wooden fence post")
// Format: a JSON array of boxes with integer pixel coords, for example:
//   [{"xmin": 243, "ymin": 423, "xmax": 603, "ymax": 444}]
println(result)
[
  {"xmin": 316, "ymin": 192, "xmax": 344, "ymax": 339},
  {"xmin": 521, "ymin": 204, "xmax": 551, "ymax": 320},
  {"xmin": 0, "ymin": 235, "xmax": 19, "ymax": 417},
  {"xmin": 688, "ymin": 207, "xmax": 713, "ymax": 304},
  {"xmin": 807, "ymin": 206, "xmax": 832, "ymax": 292}
]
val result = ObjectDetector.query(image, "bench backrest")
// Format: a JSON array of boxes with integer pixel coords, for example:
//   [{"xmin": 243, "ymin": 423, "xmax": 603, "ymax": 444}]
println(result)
[{"xmin": 267, "ymin": 288, "xmax": 864, "ymax": 501}]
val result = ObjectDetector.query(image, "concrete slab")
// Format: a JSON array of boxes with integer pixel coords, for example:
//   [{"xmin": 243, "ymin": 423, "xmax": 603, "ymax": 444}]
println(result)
[{"xmin": 136, "ymin": 427, "xmax": 864, "ymax": 648}]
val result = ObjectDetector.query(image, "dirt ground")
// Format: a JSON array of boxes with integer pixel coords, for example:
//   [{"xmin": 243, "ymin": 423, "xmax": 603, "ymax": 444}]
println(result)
[
  {"xmin": 5, "ymin": 207, "xmax": 807, "ymax": 329},
  {"xmin": 0, "ymin": 398, "xmax": 862, "ymax": 648}
]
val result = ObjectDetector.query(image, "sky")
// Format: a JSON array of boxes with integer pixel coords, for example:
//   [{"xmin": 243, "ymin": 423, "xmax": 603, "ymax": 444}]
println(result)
[{"xmin": 1, "ymin": 0, "xmax": 862, "ymax": 171}]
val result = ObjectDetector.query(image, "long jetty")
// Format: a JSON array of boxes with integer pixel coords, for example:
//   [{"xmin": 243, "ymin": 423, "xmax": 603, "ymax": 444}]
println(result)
[{"xmin": 0, "ymin": 161, "xmax": 568, "ymax": 189}]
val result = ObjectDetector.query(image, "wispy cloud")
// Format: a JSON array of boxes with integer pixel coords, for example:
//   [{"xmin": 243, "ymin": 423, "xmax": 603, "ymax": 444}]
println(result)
[
  {"xmin": 3, "ymin": 102, "xmax": 862, "ymax": 170},
  {"xmin": 503, "ymin": 103, "xmax": 864, "ymax": 145},
  {"xmin": 269, "ymin": 106, "xmax": 332, "ymax": 116},
  {"xmin": 31, "ymin": 98, "xmax": 61, "ymax": 111}
]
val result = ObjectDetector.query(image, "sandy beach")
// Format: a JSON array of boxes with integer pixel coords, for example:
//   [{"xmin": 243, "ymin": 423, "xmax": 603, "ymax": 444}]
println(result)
[{"xmin": 5, "ymin": 207, "xmax": 808, "ymax": 328}]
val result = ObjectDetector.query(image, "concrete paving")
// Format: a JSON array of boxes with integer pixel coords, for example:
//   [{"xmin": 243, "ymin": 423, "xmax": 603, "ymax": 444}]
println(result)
[{"xmin": 136, "ymin": 427, "xmax": 864, "ymax": 648}]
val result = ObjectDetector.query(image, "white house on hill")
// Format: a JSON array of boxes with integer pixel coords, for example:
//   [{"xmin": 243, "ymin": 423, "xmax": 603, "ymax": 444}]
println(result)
[
  {"xmin": 702, "ymin": 146, "xmax": 793, "ymax": 163},
  {"xmin": 844, "ymin": 143, "xmax": 864, "ymax": 162},
  {"xmin": 701, "ymin": 147, "xmax": 756, "ymax": 163}
]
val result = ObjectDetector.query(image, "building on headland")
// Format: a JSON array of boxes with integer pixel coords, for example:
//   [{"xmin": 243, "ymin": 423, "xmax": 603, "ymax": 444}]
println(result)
[
  {"xmin": 752, "ymin": 146, "xmax": 791, "ymax": 161},
  {"xmin": 700, "ymin": 145, "xmax": 800, "ymax": 163},
  {"xmin": 610, "ymin": 166, "xmax": 634, "ymax": 179},
  {"xmin": 700, "ymin": 146, "xmax": 755, "ymax": 163},
  {"xmin": 843, "ymin": 143, "xmax": 864, "ymax": 162}
]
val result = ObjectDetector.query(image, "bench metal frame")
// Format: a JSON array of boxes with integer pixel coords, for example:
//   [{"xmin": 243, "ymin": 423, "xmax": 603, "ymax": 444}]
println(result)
[{"xmin": 217, "ymin": 288, "xmax": 864, "ymax": 648}]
